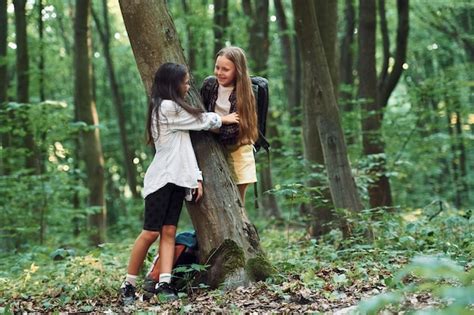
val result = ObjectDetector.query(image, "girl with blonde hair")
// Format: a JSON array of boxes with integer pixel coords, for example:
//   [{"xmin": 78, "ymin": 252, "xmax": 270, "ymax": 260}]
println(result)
[{"xmin": 201, "ymin": 46, "xmax": 258, "ymax": 203}]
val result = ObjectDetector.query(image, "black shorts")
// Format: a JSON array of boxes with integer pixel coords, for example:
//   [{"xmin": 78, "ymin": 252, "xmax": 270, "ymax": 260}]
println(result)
[{"xmin": 143, "ymin": 183, "xmax": 186, "ymax": 231}]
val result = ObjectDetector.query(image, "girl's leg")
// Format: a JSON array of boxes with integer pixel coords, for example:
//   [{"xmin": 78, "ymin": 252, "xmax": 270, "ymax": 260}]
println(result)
[
  {"xmin": 158, "ymin": 224, "xmax": 177, "ymax": 276},
  {"xmin": 127, "ymin": 230, "xmax": 160, "ymax": 275},
  {"xmin": 237, "ymin": 183, "xmax": 249, "ymax": 204}
]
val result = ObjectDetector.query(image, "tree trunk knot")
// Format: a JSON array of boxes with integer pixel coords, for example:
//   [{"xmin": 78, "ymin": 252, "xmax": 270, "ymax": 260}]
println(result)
[
  {"xmin": 327, "ymin": 135, "xmax": 337, "ymax": 147},
  {"xmin": 243, "ymin": 222, "xmax": 260, "ymax": 252},
  {"xmin": 164, "ymin": 27, "xmax": 174, "ymax": 41}
]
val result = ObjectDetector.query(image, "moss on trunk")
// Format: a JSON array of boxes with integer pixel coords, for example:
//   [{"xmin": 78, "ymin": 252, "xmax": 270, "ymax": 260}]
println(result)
[{"xmin": 246, "ymin": 254, "xmax": 275, "ymax": 281}]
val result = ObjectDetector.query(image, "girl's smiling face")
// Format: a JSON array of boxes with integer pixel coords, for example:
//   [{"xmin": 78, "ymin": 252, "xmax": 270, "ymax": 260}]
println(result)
[{"xmin": 214, "ymin": 56, "xmax": 236, "ymax": 87}]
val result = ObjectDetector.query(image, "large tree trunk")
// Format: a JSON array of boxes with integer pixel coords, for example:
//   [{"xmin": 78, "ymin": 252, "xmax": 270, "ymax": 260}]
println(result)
[
  {"xmin": 119, "ymin": 0, "xmax": 272, "ymax": 288},
  {"xmin": 294, "ymin": 0, "xmax": 337, "ymax": 237},
  {"xmin": 213, "ymin": 0, "xmax": 228, "ymax": 56},
  {"xmin": 242, "ymin": 0, "xmax": 281, "ymax": 219},
  {"xmin": 0, "ymin": 0, "xmax": 8, "ymax": 175},
  {"xmin": 92, "ymin": 0, "xmax": 139, "ymax": 199},
  {"xmin": 293, "ymin": 0, "xmax": 363, "ymax": 237},
  {"xmin": 74, "ymin": 0, "xmax": 106, "ymax": 245}
]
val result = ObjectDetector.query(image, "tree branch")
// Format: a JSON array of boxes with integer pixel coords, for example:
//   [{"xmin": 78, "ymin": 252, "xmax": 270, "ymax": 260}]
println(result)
[{"xmin": 379, "ymin": 0, "xmax": 409, "ymax": 108}]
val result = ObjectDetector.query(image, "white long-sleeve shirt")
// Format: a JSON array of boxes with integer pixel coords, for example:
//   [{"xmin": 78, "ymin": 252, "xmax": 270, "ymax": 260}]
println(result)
[
  {"xmin": 215, "ymin": 84, "xmax": 233, "ymax": 116},
  {"xmin": 142, "ymin": 99, "xmax": 222, "ymax": 198}
]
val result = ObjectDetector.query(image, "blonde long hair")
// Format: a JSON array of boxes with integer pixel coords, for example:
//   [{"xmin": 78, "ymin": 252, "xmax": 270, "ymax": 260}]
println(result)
[{"xmin": 216, "ymin": 47, "xmax": 258, "ymax": 144}]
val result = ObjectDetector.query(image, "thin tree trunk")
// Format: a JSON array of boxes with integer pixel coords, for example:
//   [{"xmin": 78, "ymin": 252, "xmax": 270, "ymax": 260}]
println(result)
[
  {"xmin": 315, "ymin": 0, "xmax": 338, "ymax": 96},
  {"xmin": 14, "ymin": 0, "xmax": 37, "ymax": 172},
  {"xmin": 243, "ymin": 0, "xmax": 281, "ymax": 219},
  {"xmin": 293, "ymin": 0, "xmax": 363, "ymax": 238},
  {"xmin": 339, "ymin": 0, "xmax": 355, "ymax": 105},
  {"xmin": 119, "ymin": 0, "xmax": 272, "ymax": 288},
  {"xmin": 38, "ymin": 0, "xmax": 45, "ymax": 101},
  {"xmin": 293, "ymin": 37, "xmax": 302, "ymax": 126},
  {"xmin": 378, "ymin": 0, "xmax": 409, "ymax": 108},
  {"xmin": 92, "ymin": 0, "xmax": 139, "ymax": 199},
  {"xmin": 339, "ymin": 0, "xmax": 356, "ymax": 145},
  {"xmin": 454, "ymin": 111, "xmax": 468, "ymax": 206},
  {"xmin": 359, "ymin": 0, "xmax": 391, "ymax": 208},
  {"xmin": 446, "ymin": 109, "xmax": 461, "ymax": 208},
  {"xmin": 360, "ymin": 0, "xmax": 408, "ymax": 208},
  {"xmin": 74, "ymin": 0, "xmax": 106, "ymax": 245},
  {"xmin": 14, "ymin": 0, "xmax": 28, "ymax": 104},
  {"xmin": 56, "ymin": 5, "xmax": 72, "ymax": 56},
  {"xmin": 0, "ymin": 0, "xmax": 8, "ymax": 175},
  {"xmin": 274, "ymin": 0, "xmax": 296, "ymax": 117},
  {"xmin": 181, "ymin": 0, "xmax": 197, "ymax": 71},
  {"xmin": 213, "ymin": 0, "xmax": 228, "ymax": 56}
]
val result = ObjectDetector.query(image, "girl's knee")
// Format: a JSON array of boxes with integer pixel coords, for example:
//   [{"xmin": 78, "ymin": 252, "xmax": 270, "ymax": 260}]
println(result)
[
  {"xmin": 160, "ymin": 225, "xmax": 177, "ymax": 240},
  {"xmin": 139, "ymin": 230, "xmax": 160, "ymax": 243}
]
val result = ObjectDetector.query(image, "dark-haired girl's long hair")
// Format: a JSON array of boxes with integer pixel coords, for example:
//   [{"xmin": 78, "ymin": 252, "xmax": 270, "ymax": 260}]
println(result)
[{"xmin": 146, "ymin": 63, "xmax": 203, "ymax": 145}]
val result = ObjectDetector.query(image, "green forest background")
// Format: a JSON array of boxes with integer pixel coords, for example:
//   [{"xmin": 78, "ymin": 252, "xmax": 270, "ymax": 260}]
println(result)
[{"xmin": 0, "ymin": 0, "xmax": 472, "ymax": 313}]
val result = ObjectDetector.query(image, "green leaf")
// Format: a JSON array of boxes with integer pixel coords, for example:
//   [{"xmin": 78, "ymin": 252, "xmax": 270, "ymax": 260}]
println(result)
[{"xmin": 358, "ymin": 292, "xmax": 403, "ymax": 314}]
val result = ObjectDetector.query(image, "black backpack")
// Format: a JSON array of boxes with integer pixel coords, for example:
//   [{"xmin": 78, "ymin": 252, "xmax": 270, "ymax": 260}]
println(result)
[
  {"xmin": 200, "ymin": 76, "xmax": 270, "ymax": 153},
  {"xmin": 250, "ymin": 76, "xmax": 270, "ymax": 153}
]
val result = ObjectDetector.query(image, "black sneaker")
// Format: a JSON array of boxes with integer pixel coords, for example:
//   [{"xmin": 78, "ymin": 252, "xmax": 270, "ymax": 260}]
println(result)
[
  {"xmin": 142, "ymin": 275, "xmax": 158, "ymax": 301},
  {"xmin": 155, "ymin": 282, "xmax": 178, "ymax": 301},
  {"xmin": 120, "ymin": 281, "xmax": 136, "ymax": 305}
]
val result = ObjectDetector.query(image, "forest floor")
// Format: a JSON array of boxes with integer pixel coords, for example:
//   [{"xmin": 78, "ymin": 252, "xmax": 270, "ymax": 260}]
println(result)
[
  {"xmin": 1, "ymin": 208, "xmax": 472, "ymax": 313},
  {"xmin": 3, "ymin": 266, "xmax": 444, "ymax": 314}
]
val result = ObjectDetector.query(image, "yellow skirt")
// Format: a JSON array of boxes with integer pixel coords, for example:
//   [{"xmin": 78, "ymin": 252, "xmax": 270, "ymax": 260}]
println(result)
[{"xmin": 224, "ymin": 144, "xmax": 257, "ymax": 185}]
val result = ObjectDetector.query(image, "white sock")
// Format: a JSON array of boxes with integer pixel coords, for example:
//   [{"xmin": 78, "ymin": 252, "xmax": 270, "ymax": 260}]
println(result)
[
  {"xmin": 124, "ymin": 274, "xmax": 137, "ymax": 287},
  {"xmin": 159, "ymin": 273, "xmax": 172, "ymax": 284}
]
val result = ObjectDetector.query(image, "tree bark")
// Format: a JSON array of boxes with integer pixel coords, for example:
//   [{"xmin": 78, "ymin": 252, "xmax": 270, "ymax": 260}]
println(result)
[
  {"xmin": 339, "ymin": 0, "xmax": 355, "ymax": 107},
  {"xmin": 0, "ymin": 0, "xmax": 8, "ymax": 175},
  {"xmin": 38, "ymin": 0, "xmax": 45, "ymax": 101},
  {"xmin": 293, "ymin": 0, "xmax": 337, "ymax": 237},
  {"xmin": 242, "ymin": 0, "xmax": 269, "ymax": 75},
  {"xmin": 454, "ymin": 111, "xmax": 468, "ymax": 206},
  {"xmin": 213, "ymin": 0, "xmax": 228, "ymax": 56},
  {"xmin": 92, "ymin": 0, "xmax": 139, "ymax": 199},
  {"xmin": 14, "ymin": 0, "xmax": 37, "ymax": 171},
  {"xmin": 359, "ymin": 0, "xmax": 408, "ymax": 208},
  {"xmin": 74, "ymin": 0, "xmax": 106, "ymax": 245},
  {"xmin": 274, "ymin": 0, "xmax": 296, "ymax": 117},
  {"xmin": 56, "ymin": 2, "xmax": 72, "ymax": 56},
  {"xmin": 119, "ymin": 0, "xmax": 272, "ymax": 288},
  {"xmin": 293, "ymin": 0, "xmax": 362, "ymax": 237},
  {"xmin": 181, "ymin": 0, "xmax": 197, "ymax": 72},
  {"xmin": 378, "ymin": 0, "xmax": 409, "ymax": 108},
  {"xmin": 359, "ymin": 0, "xmax": 390, "ymax": 208},
  {"xmin": 314, "ymin": 0, "xmax": 338, "ymax": 96},
  {"xmin": 242, "ymin": 0, "xmax": 281, "ymax": 218},
  {"xmin": 339, "ymin": 0, "xmax": 357, "ymax": 146}
]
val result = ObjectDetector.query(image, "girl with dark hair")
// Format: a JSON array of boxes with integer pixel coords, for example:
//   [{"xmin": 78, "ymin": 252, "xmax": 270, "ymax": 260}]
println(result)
[{"xmin": 120, "ymin": 62, "xmax": 238, "ymax": 304}]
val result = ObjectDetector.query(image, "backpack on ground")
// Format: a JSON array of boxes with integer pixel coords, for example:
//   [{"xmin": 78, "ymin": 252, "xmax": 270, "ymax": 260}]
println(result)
[{"xmin": 146, "ymin": 231, "xmax": 198, "ymax": 291}]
